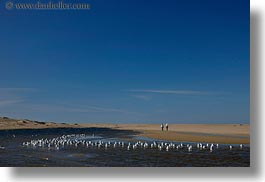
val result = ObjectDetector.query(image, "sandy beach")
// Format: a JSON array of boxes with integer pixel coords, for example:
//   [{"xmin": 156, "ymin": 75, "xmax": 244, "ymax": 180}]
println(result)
[
  {"xmin": 0, "ymin": 117, "xmax": 249, "ymax": 144},
  {"xmin": 79, "ymin": 123, "xmax": 250, "ymax": 144}
]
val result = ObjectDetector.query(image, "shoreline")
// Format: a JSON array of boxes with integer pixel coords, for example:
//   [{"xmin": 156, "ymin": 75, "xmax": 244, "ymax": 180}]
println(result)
[{"xmin": 0, "ymin": 117, "xmax": 250, "ymax": 144}]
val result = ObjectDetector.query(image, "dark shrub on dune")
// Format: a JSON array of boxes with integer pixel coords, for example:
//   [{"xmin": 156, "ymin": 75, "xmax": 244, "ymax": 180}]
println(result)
[{"xmin": 34, "ymin": 121, "xmax": 46, "ymax": 125}]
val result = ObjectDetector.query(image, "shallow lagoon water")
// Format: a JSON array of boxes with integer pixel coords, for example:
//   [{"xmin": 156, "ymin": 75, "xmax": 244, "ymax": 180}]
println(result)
[{"xmin": 0, "ymin": 128, "xmax": 250, "ymax": 167}]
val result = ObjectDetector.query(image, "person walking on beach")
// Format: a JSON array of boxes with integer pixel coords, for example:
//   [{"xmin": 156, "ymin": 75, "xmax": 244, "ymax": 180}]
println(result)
[
  {"xmin": 161, "ymin": 123, "xmax": 164, "ymax": 131},
  {"xmin": 165, "ymin": 123, "xmax": 169, "ymax": 131}
]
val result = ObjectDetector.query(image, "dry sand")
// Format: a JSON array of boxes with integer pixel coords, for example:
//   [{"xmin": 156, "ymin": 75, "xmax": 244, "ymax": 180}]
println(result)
[
  {"xmin": 0, "ymin": 117, "xmax": 249, "ymax": 144},
  {"xmin": 80, "ymin": 123, "xmax": 250, "ymax": 144}
]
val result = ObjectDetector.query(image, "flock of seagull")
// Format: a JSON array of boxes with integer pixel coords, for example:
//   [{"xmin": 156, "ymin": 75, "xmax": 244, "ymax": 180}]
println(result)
[{"xmin": 21, "ymin": 133, "xmax": 244, "ymax": 152}]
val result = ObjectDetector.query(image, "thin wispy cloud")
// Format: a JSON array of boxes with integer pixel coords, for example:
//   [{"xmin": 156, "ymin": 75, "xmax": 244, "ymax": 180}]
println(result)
[
  {"xmin": 0, "ymin": 88, "xmax": 36, "ymax": 92},
  {"xmin": 129, "ymin": 89, "xmax": 210, "ymax": 95},
  {"xmin": 65, "ymin": 106, "xmax": 129, "ymax": 113},
  {"xmin": 131, "ymin": 95, "xmax": 151, "ymax": 100},
  {"xmin": 27, "ymin": 104, "xmax": 136, "ymax": 114},
  {"xmin": 0, "ymin": 99, "xmax": 24, "ymax": 106},
  {"xmin": 0, "ymin": 87, "xmax": 36, "ymax": 97},
  {"xmin": 0, "ymin": 88, "xmax": 36, "ymax": 107}
]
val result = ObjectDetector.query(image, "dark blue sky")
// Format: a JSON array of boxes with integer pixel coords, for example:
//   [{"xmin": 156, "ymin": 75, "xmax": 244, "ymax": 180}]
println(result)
[{"xmin": 0, "ymin": 0, "xmax": 249, "ymax": 123}]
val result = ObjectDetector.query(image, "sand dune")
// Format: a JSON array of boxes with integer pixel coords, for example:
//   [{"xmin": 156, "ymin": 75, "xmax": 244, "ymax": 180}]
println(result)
[{"xmin": 0, "ymin": 117, "xmax": 79, "ymax": 130}]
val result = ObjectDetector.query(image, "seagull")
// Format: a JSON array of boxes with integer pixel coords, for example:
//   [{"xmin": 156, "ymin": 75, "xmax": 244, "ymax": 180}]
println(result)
[
  {"xmin": 210, "ymin": 144, "xmax": 214, "ymax": 152},
  {"xmin": 188, "ymin": 145, "xmax": 192, "ymax": 152}
]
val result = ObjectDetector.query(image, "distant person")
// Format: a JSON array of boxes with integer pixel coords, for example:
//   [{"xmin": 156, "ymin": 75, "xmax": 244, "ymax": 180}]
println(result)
[
  {"xmin": 161, "ymin": 123, "xmax": 164, "ymax": 131},
  {"xmin": 165, "ymin": 123, "xmax": 169, "ymax": 131}
]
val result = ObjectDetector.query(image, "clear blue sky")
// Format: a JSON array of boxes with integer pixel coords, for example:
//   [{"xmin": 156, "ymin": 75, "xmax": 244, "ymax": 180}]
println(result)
[{"xmin": 0, "ymin": 0, "xmax": 249, "ymax": 123}]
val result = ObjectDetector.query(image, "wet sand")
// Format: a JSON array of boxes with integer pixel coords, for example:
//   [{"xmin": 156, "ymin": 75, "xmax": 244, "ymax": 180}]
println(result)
[{"xmin": 0, "ymin": 117, "xmax": 249, "ymax": 144}]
